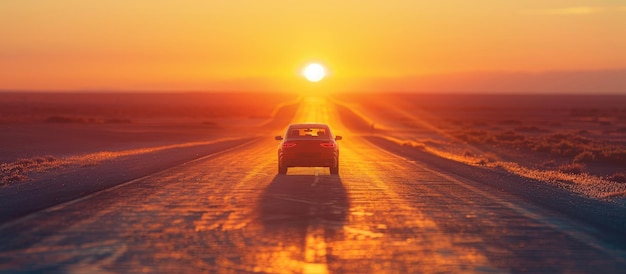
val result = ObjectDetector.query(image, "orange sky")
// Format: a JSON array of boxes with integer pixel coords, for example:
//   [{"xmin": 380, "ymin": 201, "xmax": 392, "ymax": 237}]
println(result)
[{"xmin": 1, "ymin": 1, "xmax": 625, "ymax": 93}]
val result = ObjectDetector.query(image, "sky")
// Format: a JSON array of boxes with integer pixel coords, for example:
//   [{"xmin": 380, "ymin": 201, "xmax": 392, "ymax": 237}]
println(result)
[{"xmin": 1, "ymin": 0, "xmax": 625, "ymax": 93}]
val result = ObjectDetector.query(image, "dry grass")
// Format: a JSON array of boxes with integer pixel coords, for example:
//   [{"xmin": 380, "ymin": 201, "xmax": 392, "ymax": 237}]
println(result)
[
  {"xmin": 453, "ymin": 129, "xmax": 626, "ymax": 167},
  {"xmin": 608, "ymin": 173, "xmax": 626, "ymax": 184},
  {"xmin": 0, "ymin": 156, "xmax": 58, "ymax": 186},
  {"xmin": 558, "ymin": 163, "xmax": 585, "ymax": 174}
]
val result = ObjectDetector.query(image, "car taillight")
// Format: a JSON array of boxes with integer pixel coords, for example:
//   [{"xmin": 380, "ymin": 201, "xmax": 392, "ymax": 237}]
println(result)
[
  {"xmin": 320, "ymin": 142, "xmax": 335, "ymax": 148},
  {"xmin": 282, "ymin": 142, "xmax": 297, "ymax": 148}
]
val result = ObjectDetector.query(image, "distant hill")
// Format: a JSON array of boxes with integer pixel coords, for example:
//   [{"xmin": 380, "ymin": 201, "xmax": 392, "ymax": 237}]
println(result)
[{"xmin": 366, "ymin": 68, "xmax": 626, "ymax": 94}]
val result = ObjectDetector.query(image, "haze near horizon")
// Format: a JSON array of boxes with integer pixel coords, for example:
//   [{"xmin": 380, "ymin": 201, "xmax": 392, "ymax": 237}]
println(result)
[{"xmin": 1, "ymin": 1, "xmax": 625, "ymax": 93}]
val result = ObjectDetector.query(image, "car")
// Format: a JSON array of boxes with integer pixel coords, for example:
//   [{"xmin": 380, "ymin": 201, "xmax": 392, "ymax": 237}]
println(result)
[{"xmin": 275, "ymin": 123, "xmax": 342, "ymax": 175}]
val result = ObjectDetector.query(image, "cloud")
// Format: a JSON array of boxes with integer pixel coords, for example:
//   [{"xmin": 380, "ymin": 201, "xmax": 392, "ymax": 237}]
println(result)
[{"xmin": 524, "ymin": 6, "xmax": 626, "ymax": 15}]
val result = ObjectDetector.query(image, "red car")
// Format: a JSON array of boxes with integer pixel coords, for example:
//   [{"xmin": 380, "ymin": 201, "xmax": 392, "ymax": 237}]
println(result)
[{"xmin": 275, "ymin": 123, "xmax": 342, "ymax": 175}]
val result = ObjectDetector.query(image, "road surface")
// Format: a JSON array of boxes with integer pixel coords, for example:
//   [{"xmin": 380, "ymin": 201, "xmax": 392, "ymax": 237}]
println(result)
[{"xmin": 1, "ymin": 97, "xmax": 625, "ymax": 273}]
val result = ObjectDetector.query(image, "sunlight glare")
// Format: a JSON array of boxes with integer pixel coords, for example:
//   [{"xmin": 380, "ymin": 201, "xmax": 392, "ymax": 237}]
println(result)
[{"xmin": 303, "ymin": 63, "xmax": 326, "ymax": 82}]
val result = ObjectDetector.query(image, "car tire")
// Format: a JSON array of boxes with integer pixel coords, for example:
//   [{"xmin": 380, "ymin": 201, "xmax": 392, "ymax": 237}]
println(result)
[
  {"xmin": 278, "ymin": 163, "xmax": 287, "ymax": 175},
  {"xmin": 330, "ymin": 164, "xmax": 339, "ymax": 175}
]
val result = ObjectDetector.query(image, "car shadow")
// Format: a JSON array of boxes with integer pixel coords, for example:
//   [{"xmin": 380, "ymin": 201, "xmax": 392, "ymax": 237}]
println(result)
[{"xmin": 256, "ymin": 173, "xmax": 350, "ymax": 255}]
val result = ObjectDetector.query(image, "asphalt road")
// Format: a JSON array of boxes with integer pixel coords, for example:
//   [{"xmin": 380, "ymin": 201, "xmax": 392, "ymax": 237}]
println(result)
[{"xmin": 1, "ymin": 97, "xmax": 625, "ymax": 273}]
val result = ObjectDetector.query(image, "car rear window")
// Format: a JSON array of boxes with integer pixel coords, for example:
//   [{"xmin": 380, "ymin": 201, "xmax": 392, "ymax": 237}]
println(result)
[{"xmin": 287, "ymin": 127, "xmax": 330, "ymax": 139}]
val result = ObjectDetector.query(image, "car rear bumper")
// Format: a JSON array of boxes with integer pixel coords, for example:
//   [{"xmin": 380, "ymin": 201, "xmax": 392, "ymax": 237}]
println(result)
[{"xmin": 281, "ymin": 152, "xmax": 337, "ymax": 167}]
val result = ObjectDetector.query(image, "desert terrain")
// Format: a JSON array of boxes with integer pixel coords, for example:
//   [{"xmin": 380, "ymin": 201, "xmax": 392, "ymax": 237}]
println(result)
[{"xmin": 0, "ymin": 92, "xmax": 298, "ymax": 182}]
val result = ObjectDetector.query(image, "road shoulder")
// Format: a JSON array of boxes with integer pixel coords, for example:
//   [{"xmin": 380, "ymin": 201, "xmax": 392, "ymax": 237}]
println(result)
[{"xmin": 364, "ymin": 135, "xmax": 626, "ymax": 246}]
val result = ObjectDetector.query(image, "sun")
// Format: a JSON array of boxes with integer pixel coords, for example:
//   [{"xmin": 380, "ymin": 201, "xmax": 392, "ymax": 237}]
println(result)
[{"xmin": 302, "ymin": 63, "xmax": 326, "ymax": 82}]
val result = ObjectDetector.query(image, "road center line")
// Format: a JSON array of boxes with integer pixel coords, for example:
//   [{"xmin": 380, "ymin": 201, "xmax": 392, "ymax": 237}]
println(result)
[{"xmin": 312, "ymin": 168, "xmax": 320, "ymax": 187}]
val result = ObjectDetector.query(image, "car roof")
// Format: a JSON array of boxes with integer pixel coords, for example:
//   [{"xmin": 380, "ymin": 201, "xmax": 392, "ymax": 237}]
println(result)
[{"xmin": 288, "ymin": 123, "xmax": 330, "ymax": 128}]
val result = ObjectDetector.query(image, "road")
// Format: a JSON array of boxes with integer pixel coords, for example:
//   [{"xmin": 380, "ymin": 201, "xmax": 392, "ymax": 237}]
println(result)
[{"xmin": 1, "ymin": 97, "xmax": 625, "ymax": 273}]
